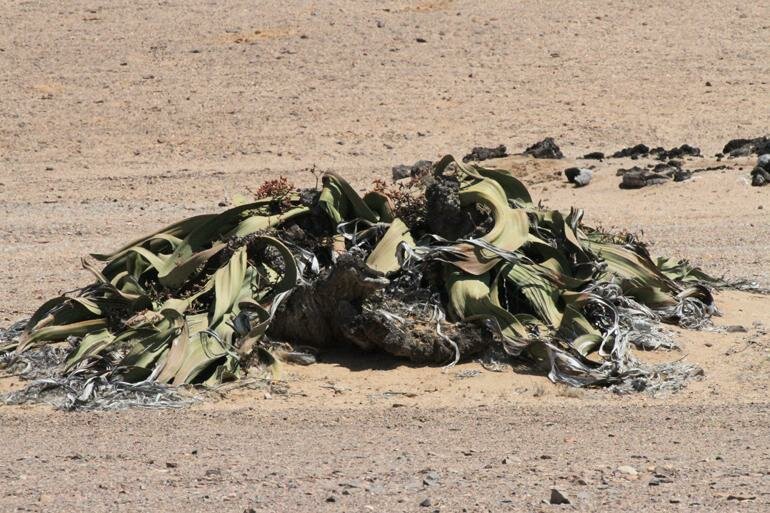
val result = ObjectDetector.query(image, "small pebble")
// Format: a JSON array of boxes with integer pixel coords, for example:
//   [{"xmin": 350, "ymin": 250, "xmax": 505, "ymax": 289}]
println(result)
[{"xmin": 549, "ymin": 488, "xmax": 571, "ymax": 505}]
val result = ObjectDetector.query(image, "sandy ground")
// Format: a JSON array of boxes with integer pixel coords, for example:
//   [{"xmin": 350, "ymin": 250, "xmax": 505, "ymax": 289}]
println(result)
[{"xmin": 1, "ymin": 1, "xmax": 770, "ymax": 511}]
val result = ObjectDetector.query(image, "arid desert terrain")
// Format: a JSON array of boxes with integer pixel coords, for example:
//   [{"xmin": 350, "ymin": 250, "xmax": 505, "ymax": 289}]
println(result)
[{"xmin": 1, "ymin": 1, "xmax": 769, "ymax": 511}]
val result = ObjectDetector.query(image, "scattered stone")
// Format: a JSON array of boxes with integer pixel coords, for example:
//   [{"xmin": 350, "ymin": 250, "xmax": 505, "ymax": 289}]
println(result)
[
  {"xmin": 726, "ymin": 494, "xmax": 756, "ymax": 501},
  {"xmin": 705, "ymin": 81, "xmax": 712, "ymax": 86},
  {"xmin": 523, "ymin": 137, "xmax": 564, "ymax": 159},
  {"xmin": 612, "ymin": 144, "xmax": 650, "ymax": 159},
  {"xmin": 549, "ymin": 488, "xmax": 571, "ymax": 505},
  {"xmin": 654, "ymin": 144, "xmax": 701, "ymax": 160},
  {"xmin": 651, "ymin": 162, "xmax": 679, "ymax": 176},
  {"xmin": 392, "ymin": 165, "xmax": 412, "ymax": 181},
  {"xmin": 672, "ymin": 168, "xmax": 692, "ymax": 182},
  {"xmin": 751, "ymin": 166, "xmax": 770, "ymax": 187},
  {"xmin": 616, "ymin": 465, "xmax": 638, "ymax": 477},
  {"xmin": 326, "ymin": 496, "xmax": 337, "ymax": 503},
  {"xmin": 690, "ymin": 164, "xmax": 728, "ymax": 174},
  {"xmin": 750, "ymin": 154, "xmax": 770, "ymax": 185},
  {"xmin": 339, "ymin": 480, "xmax": 363, "ymax": 490},
  {"xmin": 416, "ymin": 37, "xmax": 427, "ymax": 43},
  {"xmin": 723, "ymin": 136, "xmax": 770, "ymax": 157},
  {"xmin": 463, "ymin": 144, "xmax": 508, "ymax": 163},
  {"xmin": 411, "ymin": 159, "xmax": 433, "ymax": 177},
  {"xmin": 649, "ymin": 474, "xmax": 674, "ymax": 486},
  {"xmin": 419, "ymin": 498, "xmax": 433, "ymax": 507},
  {"xmin": 582, "ymin": 151, "xmax": 605, "ymax": 160},
  {"xmin": 611, "ymin": 144, "xmax": 700, "ymax": 161},
  {"xmin": 392, "ymin": 160, "xmax": 433, "ymax": 181},
  {"xmin": 725, "ymin": 325, "xmax": 747, "ymax": 333},
  {"xmin": 564, "ymin": 167, "xmax": 592, "ymax": 187},
  {"xmin": 165, "ymin": 461, "xmax": 178, "ymax": 468},
  {"xmin": 422, "ymin": 471, "xmax": 441, "ymax": 487},
  {"xmin": 618, "ymin": 167, "xmax": 670, "ymax": 189}
]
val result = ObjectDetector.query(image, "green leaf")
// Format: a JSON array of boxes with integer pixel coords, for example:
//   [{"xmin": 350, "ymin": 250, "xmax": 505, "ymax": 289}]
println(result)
[
  {"xmin": 18, "ymin": 318, "xmax": 109, "ymax": 353},
  {"xmin": 366, "ymin": 219, "xmax": 414, "ymax": 274},
  {"xmin": 473, "ymin": 165, "xmax": 532, "ymax": 204},
  {"xmin": 63, "ymin": 328, "xmax": 116, "ymax": 372},
  {"xmin": 319, "ymin": 172, "xmax": 379, "ymax": 224},
  {"xmin": 445, "ymin": 267, "xmax": 534, "ymax": 355},
  {"xmin": 585, "ymin": 240, "xmax": 679, "ymax": 306},
  {"xmin": 155, "ymin": 313, "xmax": 210, "ymax": 384}
]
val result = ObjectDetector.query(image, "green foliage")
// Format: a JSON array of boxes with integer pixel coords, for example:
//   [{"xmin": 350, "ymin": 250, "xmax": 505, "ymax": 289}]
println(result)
[{"xmin": 4, "ymin": 155, "xmax": 719, "ymax": 390}]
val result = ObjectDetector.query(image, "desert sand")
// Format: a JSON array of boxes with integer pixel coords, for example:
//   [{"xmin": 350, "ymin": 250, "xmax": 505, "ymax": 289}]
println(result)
[{"xmin": 1, "ymin": 1, "xmax": 769, "ymax": 511}]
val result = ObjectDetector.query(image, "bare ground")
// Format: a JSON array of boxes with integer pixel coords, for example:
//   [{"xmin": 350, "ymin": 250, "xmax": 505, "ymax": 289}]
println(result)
[{"xmin": 1, "ymin": 1, "xmax": 769, "ymax": 512}]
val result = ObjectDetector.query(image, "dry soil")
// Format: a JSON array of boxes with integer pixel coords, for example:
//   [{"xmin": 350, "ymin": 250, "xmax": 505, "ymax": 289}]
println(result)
[{"xmin": 1, "ymin": 1, "xmax": 769, "ymax": 512}]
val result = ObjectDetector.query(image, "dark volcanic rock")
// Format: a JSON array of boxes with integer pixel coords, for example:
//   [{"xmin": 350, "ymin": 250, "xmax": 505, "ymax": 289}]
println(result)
[
  {"xmin": 756, "ymin": 154, "xmax": 770, "ymax": 171},
  {"xmin": 582, "ymin": 151, "xmax": 605, "ymax": 160},
  {"xmin": 412, "ymin": 159, "xmax": 433, "ymax": 177},
  {"xmin": 668, "ymin": 159, "xmax": 683, "ymax": 168},
  {"xmin": 612, "ymin": 144, "xmax": 650, "ymax": 159},
  {"xmin": 751, "ymin": 166, "xmax": 770, "ymax": 187},
  {"xmin": 653, "ymin": 144, "xmax": 701, "ymax": 160},
  {"xmin": 392, "ymin": 160, "xmax": 433, "ymax": 181},
  {"xmin": 612, "ymin": 143, "xmax": 701, "ymax": 160},
  {"xmin": 651, "ymin": 162, "xmax": 681, "ymax": 178},
  {"xmin": 618, "ymin": 166, "xmax": 670, "ymax": 189},
  {"xmin": 723, "ymin": 136, "xmax": 770, "ymax": 157},
  {"xmin": 564, "ymin": 167, "xmax": 592, "ymax": 187},
  {"xmin": 673, "ymin": 168, "xmax": 692, "ymax": 182},
  {"xmin": 462, "ymin": 144, "xmax": 508, "ymax": 163},
  {"xmin": 391, "ymin": 164, "xmax": 411, "ymax": 181},
  {"xmin": 549, "ymin": 488, "xmax": 571, "ymax": 505},
  {"xmin": 523, "ymin": 137, "xmax": 563, "ymax": 159}
]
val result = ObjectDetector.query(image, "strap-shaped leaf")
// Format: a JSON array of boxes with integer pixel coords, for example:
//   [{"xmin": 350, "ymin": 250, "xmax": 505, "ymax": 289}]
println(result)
[
  {"xmin": 63, "ymin": 328, "xmax": 116, "ymax": 372},
  {"xmin": 319, "ymin": 172, "xmax": 379, "ymax": 224},
  {"xmin": 366, "ymin": 219, "xmax": 414, "ymax": 274}
]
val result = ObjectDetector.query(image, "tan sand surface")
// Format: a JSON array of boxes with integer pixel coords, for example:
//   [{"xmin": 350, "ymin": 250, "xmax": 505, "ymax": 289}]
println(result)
[{"xmin": 1, "ymin": 1, "xmax": 768, "ymax": 511}]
